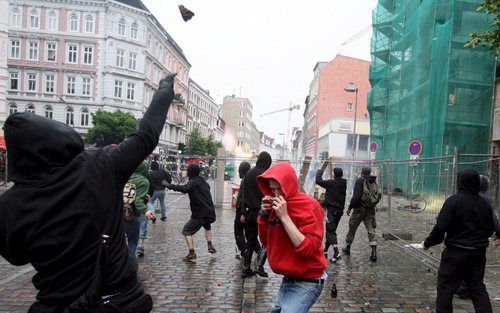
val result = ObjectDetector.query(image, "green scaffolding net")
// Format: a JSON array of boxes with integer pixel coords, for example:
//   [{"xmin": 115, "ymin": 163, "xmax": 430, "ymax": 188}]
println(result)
[{"xmin": 368, "ymin": 0, "xmax": 496, "ymax": 193}]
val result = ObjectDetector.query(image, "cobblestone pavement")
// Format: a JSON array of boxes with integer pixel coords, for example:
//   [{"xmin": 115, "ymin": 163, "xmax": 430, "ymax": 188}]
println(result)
[{"xmin": 0, "ymin": 187, "xmax": 499, "ymax": 312}]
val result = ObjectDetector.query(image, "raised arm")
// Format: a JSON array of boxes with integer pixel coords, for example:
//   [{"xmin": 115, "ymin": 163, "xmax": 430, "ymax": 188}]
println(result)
[{"xmin": 108, "ymin": 75, "xmax": 175, "ymax": 183}]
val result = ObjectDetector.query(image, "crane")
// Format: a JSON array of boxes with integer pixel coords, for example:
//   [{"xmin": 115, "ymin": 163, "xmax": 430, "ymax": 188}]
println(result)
[{"xmin": 260, "ymin": 103, "xmax": 300, "ymax": 158}]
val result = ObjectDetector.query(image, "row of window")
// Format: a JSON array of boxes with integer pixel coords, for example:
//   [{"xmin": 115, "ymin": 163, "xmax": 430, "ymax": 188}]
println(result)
[
  {"xmin": 146, "ymin": 34, "xmax": 188, "ymax": 83},
  {"xmin": 114, "ymin": 80, "xmax": 136, "ymax": 100},
  {"xmin": 116, "ymin": 18, "xmax": 139, "ymax": 40},
  {"xmin": 9, "ymin": 72, "xmax": 93, "ymax": 96},
  {"xmin": 8, "ymin": 103, "xmax": 91, "ymax": 127},
  {"xmin": 9, "ymin": 40, "xmax": 94, "ymax": 65},
  {"xmin": 10, "ymin": 6, "xmax": 96, "ymax": 33},
  {"xmin": 189, "ymin": 90, "xmax": 218, "ymax": 115},
  {"xmin": 116, "ymin": 48, "xmax": 137, "ymax": 70}
]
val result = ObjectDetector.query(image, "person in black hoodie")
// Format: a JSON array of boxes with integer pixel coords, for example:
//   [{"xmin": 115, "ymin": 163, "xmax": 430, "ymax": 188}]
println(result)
[
  {"xmin": 423, "ymin": 169, "xmax": 497, "ymax": 313},
  {"xmin": 342, "ymin": 166, "xmax": 379, "ymax": 262},
  {"xmin": 235, "ymin": 161, "xmax": 251, "ymax": 259},
  {"xmin": 166, "ymin": 163, "xmax": 217, "ymax": 261},
  {"xmin": 316, "ymin": 167, "xmax": 347, "ymax": 262},
  {"xmin": 240, "ymin": 151, "xmax": 272, "ymax": 278},
  {"xmin": 0, "ymin": 75, "xmax": 175, "ymax": 312}
]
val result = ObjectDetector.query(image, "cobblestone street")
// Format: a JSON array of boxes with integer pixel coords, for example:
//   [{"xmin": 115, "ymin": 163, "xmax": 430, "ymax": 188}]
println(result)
[{"xmin": 0, "ymin": 189, "xmax": 498, "ymax": 312}]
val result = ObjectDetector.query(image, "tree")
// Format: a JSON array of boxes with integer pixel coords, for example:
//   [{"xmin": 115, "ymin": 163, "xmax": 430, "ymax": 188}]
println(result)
[
  {"xmin": 85, "ymin": 110, "xmax": 137, "ymax": 147},
  {"xmin": 184, "ymin": 128, "xmax": 222, "ymax": 156},
  {"xmin": 465, "ymin": 0, "xmax": 500, "ymax": 55}
]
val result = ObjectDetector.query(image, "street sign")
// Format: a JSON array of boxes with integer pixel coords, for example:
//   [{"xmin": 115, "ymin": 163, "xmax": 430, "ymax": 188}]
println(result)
[
  {"xmin": 370, "ymin": 141, "xmax": 378, "ymax": 152},
  {"xmin": 408, "ymin": 141, "xmax": 422, "ymax": 156}
]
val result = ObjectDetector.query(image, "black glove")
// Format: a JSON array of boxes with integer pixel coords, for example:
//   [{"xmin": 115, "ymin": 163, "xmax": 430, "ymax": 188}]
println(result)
[{"xmin": 152, "ymin": 74, "xmax": 176, "ymax": 106}]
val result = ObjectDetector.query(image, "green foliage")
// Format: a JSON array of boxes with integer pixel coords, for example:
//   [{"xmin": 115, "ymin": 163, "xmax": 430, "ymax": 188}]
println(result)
[
  {"xmin": 185, "ymin": 128, "xmax": 222, "ymax": 156},
  {"xmin": 85, "ymin": 110, "xmax": 137, "ymax": 147},
  {"xmin": 465, "ymin": 0, "xmax": 500, "ymax": 55}
]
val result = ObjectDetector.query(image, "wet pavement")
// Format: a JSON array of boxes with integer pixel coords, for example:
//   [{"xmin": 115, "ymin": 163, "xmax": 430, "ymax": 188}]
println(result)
[{"xmin": 0, "ymin": 188, "xmax": 499, "ymax": 312}]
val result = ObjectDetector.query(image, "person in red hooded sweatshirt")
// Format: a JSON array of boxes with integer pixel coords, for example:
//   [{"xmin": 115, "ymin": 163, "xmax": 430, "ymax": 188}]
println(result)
[{"xmin": 257, "ymin": 162, "xmax": 327, "ymax": 312}]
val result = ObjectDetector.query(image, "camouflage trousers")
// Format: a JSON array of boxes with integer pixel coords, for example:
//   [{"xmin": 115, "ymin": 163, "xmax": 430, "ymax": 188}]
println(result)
[{"xmin": 345, "ymin": 206, "xmax": 377, "ymax": 246}]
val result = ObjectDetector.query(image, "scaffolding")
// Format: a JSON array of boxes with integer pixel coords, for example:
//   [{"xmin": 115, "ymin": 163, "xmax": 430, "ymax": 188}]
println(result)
[{"xmin": 368, "ymin": 0, "xmax": 497, "ymax": 193}]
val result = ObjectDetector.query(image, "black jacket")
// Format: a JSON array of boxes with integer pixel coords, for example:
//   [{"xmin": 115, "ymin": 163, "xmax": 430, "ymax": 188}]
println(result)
[
  {"xmin": 315, "ymin": 170, "xmax": 347, "ymax": 211},
  {"xmin": 349, "ymin": 175, "xmax": 377, "ymax": 209},
  {"xmin": 241, "ymin": 152, "xmax": 272, "ymax": 221},
  {"xmin": 0, "ymin": 77, "xmax": 174, "ymax": 310},
  {"xmin": 169, "ymin": 176, "xmax": 216, "ymax": 220},
  {"xmin": 148, "ymin": 166, "xmax": 172, "ymax": 191},
  {"xmin": 424, "ymin": 169, "xmax": 495, "ymax": 250}
]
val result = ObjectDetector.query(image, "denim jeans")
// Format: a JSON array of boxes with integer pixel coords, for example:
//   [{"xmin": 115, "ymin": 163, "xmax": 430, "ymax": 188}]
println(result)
[
  {"xmin": 270, "ymin": 277, "xmax": 324, "ymax": 313},
  {"xmin": 147, "ymin": 189, "xmax": 167, "ymax": 218},
  {"xmin": 139, "ymin": 214, "xmax": 148, "ymax": 239},
  {"xmin": 124, "ymin": 216, "xmax": 140, "ymax": 255}
]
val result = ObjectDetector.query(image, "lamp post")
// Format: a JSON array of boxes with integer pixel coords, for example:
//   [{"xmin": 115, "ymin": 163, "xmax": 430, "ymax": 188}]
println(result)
[
  {"xmin": 278, "ymin": 133, "xmax": 285, "ymax": 159},
  {"xmin": 344, "ymin": 83, "xmax": 358, "ymax": 159}
]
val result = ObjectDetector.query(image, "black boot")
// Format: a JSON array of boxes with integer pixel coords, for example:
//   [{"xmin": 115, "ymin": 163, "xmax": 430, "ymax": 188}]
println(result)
[
  {"xmin": 370, "ymin": 245, "xmax": 377, "ymax": 262},
  {"xmin": 241, "ymin": 267, "xmax": 255, "ymax": 278},
  {"xmin": 342, "ymin": 245, "xmax": 351, "ymax": 256}
]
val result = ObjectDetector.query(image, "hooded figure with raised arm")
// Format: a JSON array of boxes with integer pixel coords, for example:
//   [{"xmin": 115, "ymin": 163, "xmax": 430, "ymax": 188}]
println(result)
[{"xmin": 0, "ymin": 75, "xmax": 175, "ymax": 312}]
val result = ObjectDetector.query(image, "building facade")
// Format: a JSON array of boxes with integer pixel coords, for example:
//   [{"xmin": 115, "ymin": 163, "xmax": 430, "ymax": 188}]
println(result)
[
  {"xmin": 6, "ymin": 0, "xmax": 190, "ymax": 153},
  {"xmin": 187, "ymin": 78, "xmax": 221, "ymax": 141},
  {"xmin": 221, "ymin": 95, "xmax": 255, "ymax": 156}
]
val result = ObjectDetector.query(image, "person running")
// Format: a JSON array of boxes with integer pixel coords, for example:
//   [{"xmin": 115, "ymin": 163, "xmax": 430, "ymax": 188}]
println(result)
[
  {"xmin": 257, "ymin": 162, "xmax": 327, "ymax": 312},
  {"xmin": 240, "ymin": 151, "xmax": 272, "ymax": 278},
  {"xmin": 423, "ymin": 169, "xmax": 498, "ymax": 313},
  {"xmin": 0, "ymin": 75, "xmax": 175, "ymax": 312},
  {"xmin": 316, "ymin": 166, "xmax": 347, "ymax": 263},
  {"xmin": 166, "ymin": 164, "xmax": 217, "ymax": 261}
]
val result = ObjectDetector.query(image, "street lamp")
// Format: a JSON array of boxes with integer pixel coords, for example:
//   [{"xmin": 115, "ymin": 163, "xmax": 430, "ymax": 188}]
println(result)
[
  {"xmin": 278, "ymin": 133, "xmax": 285, "ymax": 159},
  {"xmin": 344, "ymin": 83, "xmax": 358, "ymax": 159}
]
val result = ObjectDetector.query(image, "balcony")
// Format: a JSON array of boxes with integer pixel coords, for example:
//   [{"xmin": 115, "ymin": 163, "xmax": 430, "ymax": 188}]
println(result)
[{"xmin": 172, "ymin": 93, "xmax": 185, "ymax": 106}]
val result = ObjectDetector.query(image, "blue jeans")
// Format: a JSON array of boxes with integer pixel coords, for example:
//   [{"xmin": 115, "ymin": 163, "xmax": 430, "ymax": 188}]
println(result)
[
  {"xmin": 139, "ymin": 214, "xmax": 148, "ymax": 239},
  {"xmin": 270, "ymin": 278, "xmax": 324, "ymax": 313},
  {"xmin": 124, "ymin": 216, "xmax": 140, "ymax": 255},
  {"xmin": 147, "ymin": 190, "xmax": 167, "ymax": 218}
]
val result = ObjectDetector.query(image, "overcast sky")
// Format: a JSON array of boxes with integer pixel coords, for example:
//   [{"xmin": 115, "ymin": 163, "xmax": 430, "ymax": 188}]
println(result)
[{"xmin": 142, "ymin": 0, "xmax": 378, "ymax": 141}]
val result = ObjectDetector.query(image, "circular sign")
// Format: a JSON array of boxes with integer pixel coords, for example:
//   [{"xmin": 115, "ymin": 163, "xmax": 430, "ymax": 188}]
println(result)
[
  {"xmin": 370, "ymin": 141, "xmax": 378, "ymax": 152},
  {"xmin": 408, "ymin": 141, "xmax": 422, "ymax": 156}
]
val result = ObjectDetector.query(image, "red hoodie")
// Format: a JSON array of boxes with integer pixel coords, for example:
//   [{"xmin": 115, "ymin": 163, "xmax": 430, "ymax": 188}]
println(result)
[{"xmin": 257, "ymin": 162, "xmax": 327, "ymax": 279}]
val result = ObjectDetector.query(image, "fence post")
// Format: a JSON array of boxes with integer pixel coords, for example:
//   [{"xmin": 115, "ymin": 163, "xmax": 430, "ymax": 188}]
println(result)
[
  {"xmin": 452, "ymin": 147, "xmax": 459, "ymax": 194},
  {"xmin": 215, "ymin": 148, "xmax": 226, "ymax": 208}
]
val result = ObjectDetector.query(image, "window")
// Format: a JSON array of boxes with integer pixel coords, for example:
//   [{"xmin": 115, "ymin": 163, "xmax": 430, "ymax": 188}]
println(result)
[
  {"xmin": 128, "ymin": 52, "xmax": 137, "ymax": 70},
  {"xmin": 69, "ymin": 13, "xmax": 79, "ymax": 32},
  {"xmin": 9, "ymin": 40, "xmax": 20, "ymax": 59},
  {"xmin": 82, "ymin": 77, "xmax": 91, "ymax": 95},
  {"xmin": 66, "ymin": 107, "xmax": 74, "ymax": 125},
  {"xmin": 9, "ymin": 103, "xmax": 18, "ymax": 115},
  {"xmin": 45, "ymin": 106, "xmax": 53, "ymax": 119},
  {"xmin": 240, "ymin": 101, "xmax": 245, "ymax": 107},
  {"xmin": 346, "ymin": 103, "xmax": 353, "ymax": 111},
  {"xmin": 84, "ymin": 15, "xmax": 94, "ymax": 33},
  {"xmin": 118, "ymin": 18, "xmax": 125, "ymax": 36},
  {"xmin": 114, "ymin": 80, "xmax": 122, "ymax": 98},
  {"xmin": 67, "ymin": 76, "xmax": 76, "ymax": 94},
  {"xmin": 46, "ymin": 42, "xmax": 57, "ymax": 62},
  {"xmin": 67, "ymin": 44, "xmax": 78, "ymax": 63},
  {"xmin": 147, "ymin": 33, "xmax": 152, "ymax": 48},
  {"xmin": 30, "ymin": 10, "xmax": 40, "ymax": 28},
  {"xmin": 127, "ymin": 83, "xmax": 135, "ymax": 100},
  {"xmin": 47, "ymin": 11, "xmax": 58, "ymax": 30},
  {"xmin": 11, "ymin": 8, "xmax": 21, "ymax": 27},
  {"xmin": 115, "ymin": 49, "xmax": 124, "ymax": 67},
  {"xmin": 239, "ymin": 111, "xmax": 244, "ymax": 117},
  {"xmin": 238, "ymin": 120, "xmax": 245, "ymax": 127},
  {"xmin": 27, "ymin": 73, "xmax": 37, "ymax": 91},
  {"xmin": 45, "ymin": 74, "xmax": 55, "ymax": 93},
  {"xmin": 131, "ymin": 22, "xmax": 138, "ymax": 39},
  {"xmin": 81, "ymin": 108, "xmax": 89, "ymax": 126},
  {"xmin": 9, "ymin": 72, "xmax": 18, "ymax": 90},
  {"xmin": 28, "ymin": 41, "xmax": 39, "ymax": 61},
  {"xmin": 26, "ymin": 104, "xmax": 35, "ymax": 113},
  {"xmin": 83, "ymin": 46, "xmax": 93, "ymax": 65},
  {"xmin": 145, "ymin": 61, "xmax": 150, "ymax": 77},
  {"xmin": 358, "ymin": 135, "xmax": 369, "ymax": 151}
]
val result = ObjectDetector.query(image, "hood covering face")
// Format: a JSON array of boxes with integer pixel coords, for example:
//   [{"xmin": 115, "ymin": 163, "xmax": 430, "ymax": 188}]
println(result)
[
  {"xmin": 150, "ymin": 161, "xmax": 160, "ymax": 170},
  {"xmin": 257, "ymin": 162, "xmax": 301, "ymax": 199},
  {"xmin": 238, "ymin": 161, "xmax": 251, "ymax": 178},
  {"xmin": 4, "ymin": 112, "xmax": 84, "ymax": 183},
  {"xmin": 479, "ymin": 175, "xmax": 489, "ymax": 192},
  {"xmin": 256, "ymin": 151, "xmax": 272, "ymax": 169},
  {"xmin": 187, "ymin": 163, "xmax": 200, "ymax": 178},
  {"xmin": 361, "ymin": 166, "xmax": 371, "ymax": 176},
  {"xmin": 457, "ymin": 169, "xmax": 480, "ymax": 194}
]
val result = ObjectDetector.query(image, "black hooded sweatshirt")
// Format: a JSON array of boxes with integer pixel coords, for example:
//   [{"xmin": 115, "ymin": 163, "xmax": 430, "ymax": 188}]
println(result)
[
  {"xmin": 148, "ymin": 161, "xmax": 171, "ymax": 191},
  {"xmin": 349, "ymin": 168, "xmax": 377, "ymax": 210},
  {"xmin": 235, "ymin": 162, "xmax": 251, "ymax": 218},
  {"xmin": 168, "ymin": 164, "xmax": 216, "ymax": 220},
  {"xmin": 241, "ymin": 152, "xmax": 272, "ymax": 221},
  {"xmin": 0, "ymin": 77, "xmax": 174, "ymax": 311},
  {"xmin": 315, "ymin": 170, "xmax": 347, "ymax": 211},
  {"xmin": 424, "ymin": 169, "xmax": 495, "ymax": 250}
]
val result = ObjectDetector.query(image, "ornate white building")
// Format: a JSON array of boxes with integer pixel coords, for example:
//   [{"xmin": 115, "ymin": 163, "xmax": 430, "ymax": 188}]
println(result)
[{"xmin": 187, "ymin": 78, "xmax": 222, "ymax": 143}]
